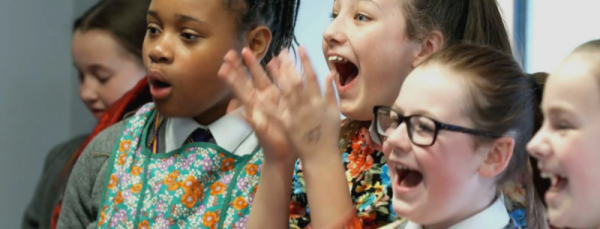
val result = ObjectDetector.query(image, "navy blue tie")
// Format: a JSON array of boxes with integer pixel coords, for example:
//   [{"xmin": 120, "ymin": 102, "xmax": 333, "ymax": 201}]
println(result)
[{"xmin": 187, "ymin": 128, "xmax": 213, "ymax": 143}]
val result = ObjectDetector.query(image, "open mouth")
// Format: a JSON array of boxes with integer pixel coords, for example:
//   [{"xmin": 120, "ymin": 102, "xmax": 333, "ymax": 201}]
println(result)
[
  {"xmin": 395, "ymin": 165, "xmax": 424, "ymax": 188},
  {"xmin": 328, "ymin": 55, "xmax": 358, "ymax": 87},
  {"xmin": 151, "ymin": 78, "xmax": 171, "ymax": 88},
  {"xmin": 148, "ymin": 71, "xmax": 173, "ymax": 99},
  {"xmin": 541, "ymin": 172, "xmax": 568, "ymax": 191}
]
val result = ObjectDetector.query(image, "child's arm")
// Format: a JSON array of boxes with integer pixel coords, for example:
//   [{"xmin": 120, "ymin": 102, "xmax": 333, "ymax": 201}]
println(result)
[
  {"xmin": 273, "ymin": 47, "xmax": 355, "ymax": 228},
  {"xmin": 301, "ymin": 149, "xmax": 356, "ymax": 228},
  {"xmin": 246, "ymin": 158, "xmax": 296, "ymax": 229},
  {"xmin": 56, "ymin": 123, "xmax": 124, "ymax": 229}
]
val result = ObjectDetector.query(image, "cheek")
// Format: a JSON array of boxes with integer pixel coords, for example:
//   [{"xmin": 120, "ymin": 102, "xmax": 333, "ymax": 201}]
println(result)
[
  {"xmin": 99, "ymin": 75, "xmax": 140, "ymax": 106},
  {"xmin": 420, "ymin": 141, "xmax": 480, "ymax": 195},
  {"xmin": 558, "ymin": 135, "xmax": 600, "ymax": 197}
]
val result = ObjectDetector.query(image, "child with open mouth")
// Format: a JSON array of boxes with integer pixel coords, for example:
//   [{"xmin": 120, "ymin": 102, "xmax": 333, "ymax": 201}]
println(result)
[
  {"xmin": 528, "ymin": 39, "xmax": 600, "ymax": 229},
  {"xmin": 373, "ymin": 44, "xmax": 547, "ymax": 229}
]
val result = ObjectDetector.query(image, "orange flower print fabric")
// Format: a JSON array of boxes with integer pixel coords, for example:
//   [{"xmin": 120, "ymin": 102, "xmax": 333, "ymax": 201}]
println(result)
[
  {"xmin": 96, "ymin": 103, "xmax": 263, "ymax": 229},
  {"xmin": 290, "ymin": 127, "xmax": 395, "ymax": 229}
]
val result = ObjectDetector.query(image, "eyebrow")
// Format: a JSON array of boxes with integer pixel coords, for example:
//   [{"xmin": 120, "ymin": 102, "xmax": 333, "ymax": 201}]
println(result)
[
  {"xmin": 147, "ymin": 10, "xmax": 159, "ymax": 19},
  {"xmin": 175, "ymin": 13, "xmax": 208, "ymax": 25},
  {"xmin": 147, "ymin": 11, "xmax": 208, "ymax": 26},
  {"xmin": 545, "ymin": 106, "xmax": 574, "ymax": 118}
]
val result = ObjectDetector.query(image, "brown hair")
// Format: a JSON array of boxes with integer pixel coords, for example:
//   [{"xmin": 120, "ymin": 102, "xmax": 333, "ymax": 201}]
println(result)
[
  {"xmin": 404, "ymin": 0, "xmax": 512, "ymax": 55},
  {"xmin": 74, "ymin": 0, "xmax": 151, "ymax": 64},
  {"xmin": 341, "ymin": 0, "xmax": 513, "ymax": 146},
  {"xmin": 421, "ymin": 43, "xmax": 546, "ymax": 228}
]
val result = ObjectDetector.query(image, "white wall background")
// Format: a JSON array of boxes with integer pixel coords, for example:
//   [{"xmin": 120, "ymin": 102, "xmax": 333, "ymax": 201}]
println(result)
[
  {"xmin": 0, "ymin": 0, "xmax": 98, "ymax": 227},
  {"xmin": 526, "ymin": 0, "xmax": 600, "ymax": 74}
]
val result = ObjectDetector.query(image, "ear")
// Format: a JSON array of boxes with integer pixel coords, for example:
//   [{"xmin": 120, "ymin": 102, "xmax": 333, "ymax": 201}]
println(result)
[
  {"xmin": 244, "ymin": 25, "xmax": 272, "ymax": 62},
  {"xmin": 478, "ymin": 137, "xmax": 515, "ymax": 178},
  {"xmin": 412, "ymin": 30, "xmax": 444, "ymax": 68}
]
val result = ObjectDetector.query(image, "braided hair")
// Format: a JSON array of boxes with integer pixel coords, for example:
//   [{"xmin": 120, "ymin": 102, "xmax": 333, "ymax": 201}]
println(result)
[{"xmin": 223, "ymin": 0, "xmax": 301, "ymax": 66}]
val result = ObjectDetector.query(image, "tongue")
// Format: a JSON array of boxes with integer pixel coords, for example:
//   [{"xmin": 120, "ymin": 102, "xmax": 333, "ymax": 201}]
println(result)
[
  {"xmin": 344, "ymin": 74, "xmax": 357, "ymax": 85},
  {"xmin": 401, "ymin": 170, "xmax": 423, "ymax": 188}
]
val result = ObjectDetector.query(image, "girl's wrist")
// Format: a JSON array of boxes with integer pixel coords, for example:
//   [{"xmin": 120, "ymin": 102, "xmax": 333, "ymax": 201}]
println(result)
[{"xmin": 299, "ymin": 146, "xmax": 344, "ymax": 174}]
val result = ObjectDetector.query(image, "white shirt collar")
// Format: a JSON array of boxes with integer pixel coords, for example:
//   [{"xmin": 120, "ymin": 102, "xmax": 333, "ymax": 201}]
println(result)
[
  {"xmin": 164, "ymin": 108, "xmax": 254, "ymax": 154},
  {"xmin": 405, "ymin": 195, "xmax": 510, "ymax": 229}
]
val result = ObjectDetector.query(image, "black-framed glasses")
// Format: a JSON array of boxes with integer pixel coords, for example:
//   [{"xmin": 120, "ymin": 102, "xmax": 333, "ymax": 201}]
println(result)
[{"xmin": 373, "ymin": 106, "xmax": 502, "ymax": 147}]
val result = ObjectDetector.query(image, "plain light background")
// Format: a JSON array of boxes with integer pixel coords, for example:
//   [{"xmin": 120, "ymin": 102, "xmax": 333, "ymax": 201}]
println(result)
[
  {"xmin": 525, "ymin": 0, "xmax": 600, "ymax": 74},
  {"xmin": 1, "ymin": 0, "xmax": 598, "ymax": 227}
]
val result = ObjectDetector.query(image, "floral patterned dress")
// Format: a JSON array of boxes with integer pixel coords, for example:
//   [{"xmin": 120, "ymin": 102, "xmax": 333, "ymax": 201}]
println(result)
[
  {"xmin": 289, "ymin": 127, "xmax": 529, "ymax": 229},
  {"xmin": 290, "ymin": 127, "xmax": 396, "ymax": 229},
  {"xmin": 97, "ymin": 103, "xmax": 263, "ymax": 229}
]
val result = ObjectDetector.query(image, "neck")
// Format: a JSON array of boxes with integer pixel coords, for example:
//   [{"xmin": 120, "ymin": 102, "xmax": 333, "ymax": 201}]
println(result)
[
  {"xmin": 193, "ymin": 99, "xmax": 230, "ymax": 125},
  {"xmin": 423, "ymin": 190, "xmax": 497, "ymax": 229}
]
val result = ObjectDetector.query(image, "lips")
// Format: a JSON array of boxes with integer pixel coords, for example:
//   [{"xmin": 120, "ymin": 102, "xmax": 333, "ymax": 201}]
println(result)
[
  {"xmin": 90, "ymin": 108, "xmax": 104, "ymax": 119},
  {"xmin": 147, "ymin": 70, "xmax": 173, "ymax": 100}
]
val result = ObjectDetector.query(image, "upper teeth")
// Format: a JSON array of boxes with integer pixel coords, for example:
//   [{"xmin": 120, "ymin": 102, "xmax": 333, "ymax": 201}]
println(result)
[
  {"xmin": 541, "ymin": 172, "xmax": 563, "ymax": 187},
  {"xmin": 395, "ymin": 165, "xmax": 410, "ymax": 170},
  {"xmin": 328, "ymin": 55, "xmax": 348, "ymax": 63}
]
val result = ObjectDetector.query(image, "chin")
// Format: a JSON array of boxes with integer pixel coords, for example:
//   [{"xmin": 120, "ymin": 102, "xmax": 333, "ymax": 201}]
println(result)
[
  {"xmin": 392, "ymin": 198, "xmax": 420, "ymax": 220},
  {"xmin": 548, "ymin": 208, "xmax": 587, "ymax": 229},
  {"xmin": 339, "ymin": 100, "xmax": 373, "ymax": 121},
  {"xmin": 153, "ymin": 100, "xmax": 186, "ymax": 117}
]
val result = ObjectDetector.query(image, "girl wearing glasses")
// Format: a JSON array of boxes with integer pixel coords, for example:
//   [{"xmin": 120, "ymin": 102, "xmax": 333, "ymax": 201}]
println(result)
[
  {"xmin": 527, "ymin": 39, "xmax": 600, "ymax": 229},
  {"xmin": 370, "ymin": 43, "xmax": 547, "ymax": 228},
  {"xmin": 220, "ymin": 43, "xmax": 546, "ymax": 228}
]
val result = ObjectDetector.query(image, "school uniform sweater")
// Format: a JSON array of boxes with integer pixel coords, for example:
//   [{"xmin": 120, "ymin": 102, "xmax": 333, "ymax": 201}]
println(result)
[{"xmin": 21, "ymin": 134, "xmax": 88, "ymax": 229}]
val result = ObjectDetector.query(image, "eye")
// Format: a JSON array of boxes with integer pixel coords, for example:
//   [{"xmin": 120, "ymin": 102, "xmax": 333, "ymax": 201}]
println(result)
[
  {"xmin": 355, "ymin": 13, "xmax": 370, "ymax": 22},
  {"xmin": 147, "ymin": 25, "xmax": 161, "ymax": 35},
  {"xmin": 553, "ymin": 121, "xmax": 571, "ymax": 130},
  {"xmin": 330, "ymin": 12, "xmax": 338, "ymax": 20},
  {"xmin": 181, "ymin": 33, "xmax": 198, "ymax": 41},
  {"xmin": 98, "ymin": 77, "xmax": 110, "ymax": 84},
  {"xmin": 412, "ymin": 118, "xmax": 435, "ymax": 133}
]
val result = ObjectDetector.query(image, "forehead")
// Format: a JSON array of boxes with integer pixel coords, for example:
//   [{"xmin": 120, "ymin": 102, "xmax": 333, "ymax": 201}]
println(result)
[
  {"xmin": 72, "ymin": 30, "xmax": 127, "ymax": 64},
  {"xmin": 148, "ymin": 0, "xmax": 232, "ymax": 23},
  {"xmin": 544, "ymin": 56, "xmax": 600, "ymax": 113},
  {"xmin": 395, "ymin": 64, "xmax": 470, "ymax": 122},
  {"xmin": 334, "ymin": 0, "xmax": 405, "ymax": 12}
]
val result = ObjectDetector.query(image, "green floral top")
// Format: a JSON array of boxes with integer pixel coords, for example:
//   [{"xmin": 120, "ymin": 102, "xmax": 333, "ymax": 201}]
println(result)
[{"xmin": 97, "ymin": 103, "xmax": 263, "ymax": 229}]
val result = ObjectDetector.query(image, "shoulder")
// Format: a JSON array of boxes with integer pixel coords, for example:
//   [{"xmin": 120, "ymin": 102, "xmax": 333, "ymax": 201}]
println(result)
[
  {"xmin": 77, "ymin": 121, "xmax": 127, "ymax": 171},
  {"xmin": 43, "ymin": 134, "xmax": 89, "ymax": 169}
]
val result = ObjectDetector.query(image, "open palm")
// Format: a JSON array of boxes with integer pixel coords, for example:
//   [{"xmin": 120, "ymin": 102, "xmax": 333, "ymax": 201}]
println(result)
[{"xmin": 218, "ymin": 49, "xmax": 293, "ymax": 161}]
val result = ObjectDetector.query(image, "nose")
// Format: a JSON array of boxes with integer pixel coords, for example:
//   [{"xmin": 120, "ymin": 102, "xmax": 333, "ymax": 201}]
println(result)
[
  {"xmin": 148, "ymin": 36, "xmax": 174, "ymax": 64},
  {"xmin": 527, "ymin": 126, "xmax": 551, "ymax": 160},
  {"xmin": 79, "ymin": 76, "xmax": 98, "ymax": 104},
  {"xmin": 384, "ymin": 122, "xmax": 412, "ymax": 154},
  {"xmin": 323, "ymin": 16, "xmax": 347, "ymax": 47}
]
